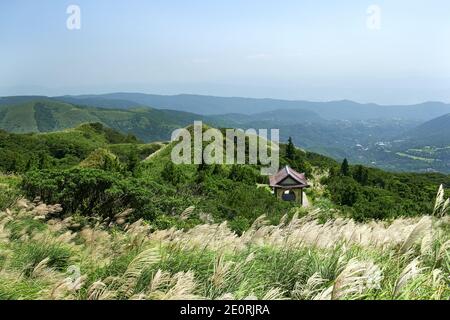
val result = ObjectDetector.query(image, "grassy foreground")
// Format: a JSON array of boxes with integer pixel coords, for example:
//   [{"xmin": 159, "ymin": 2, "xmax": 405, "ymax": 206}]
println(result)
[{"xmin": 0, "ymin": 198, "xmax": 448, "ymax": 300}]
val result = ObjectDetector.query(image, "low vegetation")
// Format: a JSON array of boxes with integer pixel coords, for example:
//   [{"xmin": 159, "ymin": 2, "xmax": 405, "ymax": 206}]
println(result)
[
  {"xmin": 0, "ymin": 123, "xmax": 448, "ymax": 300},
  {"xmin": 0, "ymin": 124, "xmax": 448, "ymax": 230},
  {"xmin": 0, "ymin": 199, "xmax": 448, "ymax": 300}
]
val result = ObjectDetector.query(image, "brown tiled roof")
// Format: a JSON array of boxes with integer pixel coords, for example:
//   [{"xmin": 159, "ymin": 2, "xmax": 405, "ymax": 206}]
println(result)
[{"xmin": 269, "ymin": 166, "xmax": 309, "ymax": 188}]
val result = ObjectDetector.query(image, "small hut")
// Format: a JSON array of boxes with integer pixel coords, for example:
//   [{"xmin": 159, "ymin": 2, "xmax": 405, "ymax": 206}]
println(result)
[{"xmin": 269, "ymin": 166, "xmax": 309, "ymax": 205}]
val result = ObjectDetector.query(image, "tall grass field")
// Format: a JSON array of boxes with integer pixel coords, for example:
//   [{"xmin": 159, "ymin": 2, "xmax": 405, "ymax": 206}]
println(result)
[{"xmin": 0, "ymin": 195, "xmax": 448, "ymax": 300}]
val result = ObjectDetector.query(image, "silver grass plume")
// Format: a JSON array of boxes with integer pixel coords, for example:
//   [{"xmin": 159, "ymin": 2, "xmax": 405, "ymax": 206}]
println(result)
[{"xmin": 433, "ymin": 185, "xmax": 449, "ymax": 217}]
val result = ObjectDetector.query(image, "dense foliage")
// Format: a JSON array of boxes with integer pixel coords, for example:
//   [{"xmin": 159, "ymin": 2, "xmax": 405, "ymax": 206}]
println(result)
[
  {"xmin": 322, "ymin": 159, "xmax": 450, "ymax": 221},
  {"xmin": 21, "ymin": 162, "xmax": 293, "ymax": 233},
  {"xmin": 0, "ymin": 123, "xmax": 159, "ymax": 173},
  {"xmin": 0, "ymin": 122, "xmax": 447, "ymax": 231},
  {"xmin": 21, "ymin": 168, "xmax": 188, "ymax": 223}
]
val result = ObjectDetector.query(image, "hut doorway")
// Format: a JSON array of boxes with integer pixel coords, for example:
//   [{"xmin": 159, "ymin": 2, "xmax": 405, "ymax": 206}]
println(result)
[{"xmin": 282, "ymin": 190, "xmax": 296, "ymax": 201}]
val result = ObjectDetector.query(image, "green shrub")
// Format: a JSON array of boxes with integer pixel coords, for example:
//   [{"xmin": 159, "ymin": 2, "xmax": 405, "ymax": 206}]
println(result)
[
  {"xmin": 11, "ymin": 241, "xmax": 72, "ymax": 277},
  {"xmin": 20, "ymin": 168, "xmax": 194, "ymax": 222},
  {"xmin": 0, "ymin": 185, "xmax": 20, "ymax": 211},
  {"xmin": 6, "ymin": 217, "xmax": 47, "ymax": 241}
]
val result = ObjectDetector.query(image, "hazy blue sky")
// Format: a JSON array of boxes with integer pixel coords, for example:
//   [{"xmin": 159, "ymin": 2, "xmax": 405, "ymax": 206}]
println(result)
[{"xmin": 1, "ymin": 0, "xmax": 449, "ymax": 104}]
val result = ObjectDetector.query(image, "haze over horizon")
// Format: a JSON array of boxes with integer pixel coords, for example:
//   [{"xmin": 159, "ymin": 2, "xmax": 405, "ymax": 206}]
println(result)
[
  {"xmin": 1, "ymin": 0, "xmax": 450, "ymax": 104},
  {"xmin": 2, "ymin": 91, "xmax": 449, "ymax": 108}
]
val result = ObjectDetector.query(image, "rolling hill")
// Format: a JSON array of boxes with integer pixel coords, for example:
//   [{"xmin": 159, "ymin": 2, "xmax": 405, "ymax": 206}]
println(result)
[
  {"xmin": 399, "ymin": 113, "xmax": 450, "ymax": 147},
  {"xmin": 371, "ymin": 113, "xmax": 450, "ymax": 173},
  {"xmin": 0, "ymin": 97, "xmax": 327, "ymax": 145},
  {"xmin": 0, "ymin": 99, "xmax": 205, "ymax": 142},
  {"xmin": 0, "ymin": 122, "xmax": 163, "ymax": 173}
]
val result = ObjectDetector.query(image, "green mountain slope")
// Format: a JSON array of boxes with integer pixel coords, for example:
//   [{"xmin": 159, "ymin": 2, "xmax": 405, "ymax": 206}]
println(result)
[
  {"xmin": 370, "ymin": 113, "xmax": 450, "ymax": 173},
  {"xmin": 400, "ymin": 113, "xmax": 450, "ymax": 147},
  {"xmin": 0, "ymin": 99, "xmax": 204, "ymax": 142},
  {"xmin": 0, "ymin": 122, "xmax": 161, "ymax": 173}
]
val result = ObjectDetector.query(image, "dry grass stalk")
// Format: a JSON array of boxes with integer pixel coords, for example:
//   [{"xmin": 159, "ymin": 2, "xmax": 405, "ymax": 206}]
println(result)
[
  {"xmin": 433, "ymin": 185, "xmax": 450, "ymax": 217},
  {"xmin": 262, "ymin": 288, "xmax": 286, "ymax": 300},
  {"xmin": 118, "ymin": 247, "xmax": 160, "ymax": 298},
  {"xmin": 147, "ymin": 269, "xmax": 172, "ymax": 294},
  {"xmin": 399, "ymin": 216, "xmax": 432, "ymax": 253},
  {"xmin": 331, "ymin": 258, "xmax": 382, "ymax": 299},
  {"xmin": 393, "ymin": 258, "xmax": 424, "ymax": 297},
  {"xmin": 180, "ymin": 206, "xmax": 195, "ymax": 220},
  {"xmin": 87, "ymin": 281, "xmax": 114, "ymax": 300},
  {"xmin": 158, "ymin": 271, "xmax": 201, "ymax": 300},
  {"xmin": 210, "ymin": 252, "xmax": 233, "ymax": 289},
  {"xmin": 292, "ymin": 272, "xmax": 327, "ymax": 299}
]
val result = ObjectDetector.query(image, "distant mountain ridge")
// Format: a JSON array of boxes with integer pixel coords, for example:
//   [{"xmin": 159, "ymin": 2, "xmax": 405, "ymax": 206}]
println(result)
[
  {"xmin": 2, "ymin": 93, "xmax": 450, "ymax": 121},
  {"xmin": 212, "ymin": 108, "xmax": 324, "ymax": 125},
  {"xmin": 399, "ymin": 113, "xmax": 450, "ymax": 147},
  {"xmin": 54, "ymin": 93, "xmax": 450, "ymax": 121}
]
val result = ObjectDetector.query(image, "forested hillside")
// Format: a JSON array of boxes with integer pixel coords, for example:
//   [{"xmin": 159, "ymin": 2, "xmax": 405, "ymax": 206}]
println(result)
[
  {"xmin": 0, "ymin": 123, "xmax": 448, "ymax": 232},
  {"xmin": 0, "ymin": 100, "xmax": 203, "ymax": 141},
  {"xmin": 0, "ymin": 123, "xmax": 161, "ymax": 173}
]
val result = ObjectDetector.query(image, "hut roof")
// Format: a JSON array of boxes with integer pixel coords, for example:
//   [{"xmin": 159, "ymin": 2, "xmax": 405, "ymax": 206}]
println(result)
[{"xmin": 269, "ymin": 165, "xmax": 309, "ymax": 189}]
